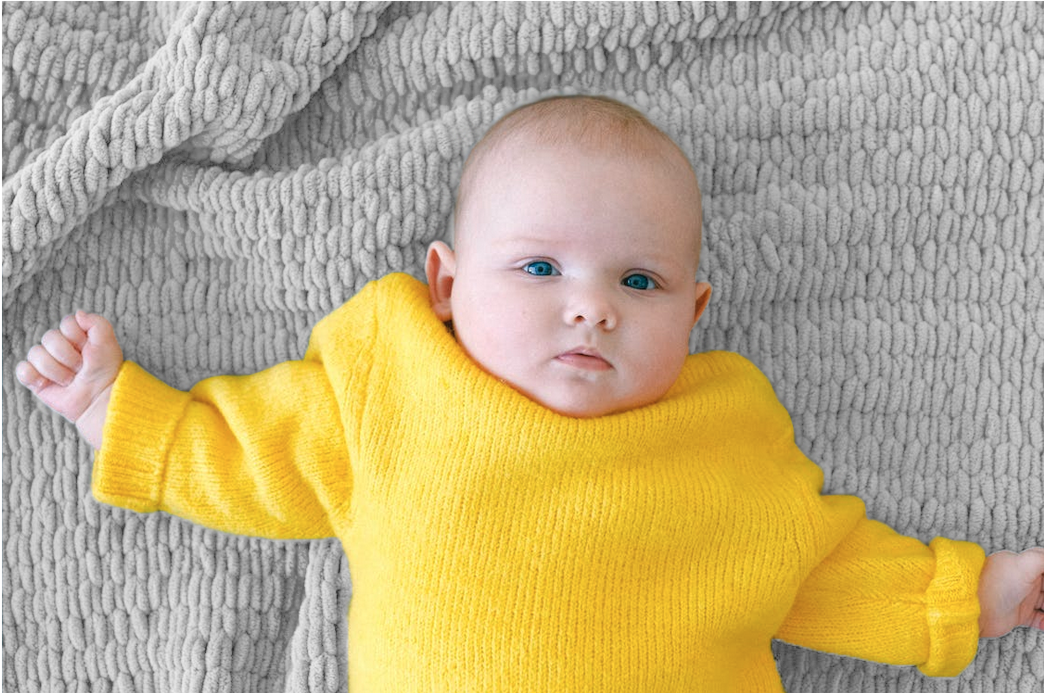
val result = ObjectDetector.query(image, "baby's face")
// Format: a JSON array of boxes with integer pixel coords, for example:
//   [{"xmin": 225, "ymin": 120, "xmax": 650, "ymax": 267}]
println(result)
[{"xmin": 427, "ymin": 141, "xmax": 709, "ymax": 417}]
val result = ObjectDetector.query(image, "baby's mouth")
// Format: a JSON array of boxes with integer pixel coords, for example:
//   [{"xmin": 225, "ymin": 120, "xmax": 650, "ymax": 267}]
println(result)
[{"xmin": 555, "ymin": 348, "xmax": 612, "ymax": 371}]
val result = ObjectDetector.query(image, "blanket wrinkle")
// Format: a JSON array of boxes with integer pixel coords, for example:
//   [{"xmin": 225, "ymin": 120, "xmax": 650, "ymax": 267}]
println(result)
[
  {"xmin": 3, "ymin": 2, "xmax": 1042, "ymax": 692},
  {"xmin": 3, "ymin": 1, "xmax": 381, "ymax": 306}
]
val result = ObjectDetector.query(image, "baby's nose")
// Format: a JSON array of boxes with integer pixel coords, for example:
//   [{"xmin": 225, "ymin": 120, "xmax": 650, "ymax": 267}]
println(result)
[{"xmin": 566, "ymin": 289, "xmax": 618, "ymax": 330}]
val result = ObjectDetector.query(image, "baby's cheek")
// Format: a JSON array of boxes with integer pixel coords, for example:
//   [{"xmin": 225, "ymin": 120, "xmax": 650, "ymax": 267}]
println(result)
[
  {"xmin": 643, "ymin": 340, "xmax": 689, "ymax": 393},
  {"xmin": 455, "ymin": 324, "xmax": 524, "ymax": 383}
]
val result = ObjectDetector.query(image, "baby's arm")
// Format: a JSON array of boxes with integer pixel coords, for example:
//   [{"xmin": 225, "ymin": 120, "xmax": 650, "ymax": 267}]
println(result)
[
  {"xmin": 17, "ymin": 305, "xmax": 356, "ymax": 541},
  {"xmin": 16, "ymin": 311, "xmax": 123, "ymax": 450},
  {"xmin": 978, "ymin": 548, "xmax": 1044, "ymax": 637}
]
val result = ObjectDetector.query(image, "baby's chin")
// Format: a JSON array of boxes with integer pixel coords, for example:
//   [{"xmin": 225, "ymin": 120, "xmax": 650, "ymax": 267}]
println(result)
[
  {"xmin": 526, "ymin": 387, "xmax": 663, "ymax": 419},
  {"xmin": 470, "ymin": 354, "xmax": 672, "ymax": 418}
]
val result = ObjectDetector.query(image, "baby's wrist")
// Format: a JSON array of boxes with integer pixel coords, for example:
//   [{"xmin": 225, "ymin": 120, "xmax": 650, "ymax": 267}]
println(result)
[{"xmin": 76, "ymin": 383, "xmax": 113, "ymax": 451}]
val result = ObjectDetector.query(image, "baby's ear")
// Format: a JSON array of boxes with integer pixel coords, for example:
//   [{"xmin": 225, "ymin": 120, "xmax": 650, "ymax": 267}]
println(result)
[
  {"xmin": 425, "ymin": 241, "xmax": 456, "ymax": 321},
  {"xmin": 692, "ymin": 282, "xmax": 712, "ymax": 326}
]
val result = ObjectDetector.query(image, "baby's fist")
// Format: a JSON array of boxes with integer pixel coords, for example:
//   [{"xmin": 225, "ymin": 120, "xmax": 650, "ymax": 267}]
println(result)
[
  {"xmin": 978, "ymin": 548, "xmax": 1044, "ymax": 638},
  {"xmin": 16, "ymin": 311, "xmax": 123, "ymax": 444}
]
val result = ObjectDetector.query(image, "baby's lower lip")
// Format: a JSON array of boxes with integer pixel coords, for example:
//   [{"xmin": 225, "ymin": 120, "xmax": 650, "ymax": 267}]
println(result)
[{"xmin": 555, "ymin": 353, "xmax": 612, "ymax": 371}]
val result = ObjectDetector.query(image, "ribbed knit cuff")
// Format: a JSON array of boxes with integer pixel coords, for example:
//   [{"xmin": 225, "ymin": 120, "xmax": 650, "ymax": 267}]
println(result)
[
  {"xmin": 91, "ymin": 361, "xmax": 193, "ymax": 514},
  {"xmin": 917, "ymin": 537, "xmax": 986, "ymax": 677}
]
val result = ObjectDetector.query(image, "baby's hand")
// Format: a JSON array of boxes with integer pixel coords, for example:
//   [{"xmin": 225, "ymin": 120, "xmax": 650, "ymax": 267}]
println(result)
[
  {"xmin": 16, "ymin": 311, "xmax": 123, "ymax": 450},
  {"xmin": 978, "ymin": 548, "xmax": 1044, "ymax": 638}
]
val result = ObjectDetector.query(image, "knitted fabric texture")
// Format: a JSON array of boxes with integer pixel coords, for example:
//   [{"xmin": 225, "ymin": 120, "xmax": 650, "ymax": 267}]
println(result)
[{"xmin": 2, "ymin": 2, "xmax": 1041, "ymax": 692}]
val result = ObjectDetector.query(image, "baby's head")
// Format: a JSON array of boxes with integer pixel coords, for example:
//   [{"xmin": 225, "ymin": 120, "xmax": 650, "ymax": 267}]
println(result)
[{"xmin": 426, "ymin": 95, "xmax": 712, "ymax": 417}]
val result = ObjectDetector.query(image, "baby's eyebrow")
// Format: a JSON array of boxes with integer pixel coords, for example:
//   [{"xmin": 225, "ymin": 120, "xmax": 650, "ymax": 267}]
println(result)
[
  {"xmin": 488, "ymin": 238, "xmax": 566, "ymax": 258},
  {"xmin": 619, "ymin": 246, "xmax": 694, "ymax": 269},
  {"xmin": 494, "ymin": 234, "xmax": 558, "ymax": 247}
]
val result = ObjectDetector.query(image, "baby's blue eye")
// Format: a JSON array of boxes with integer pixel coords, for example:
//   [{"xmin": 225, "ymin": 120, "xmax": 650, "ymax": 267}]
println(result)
[
  {"xmin": 524, "ymin": 261, "xmax": 557, "ymax": 276},
  {"xmin": 623, "ymin": 273, "xmax": 656, "ymax": 290}
]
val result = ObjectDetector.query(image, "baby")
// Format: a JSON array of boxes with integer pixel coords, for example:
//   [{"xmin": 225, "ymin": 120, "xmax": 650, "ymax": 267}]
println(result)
[{"xmin": 17, "ymin": 96, "xmax": 1044, "ymax": 691}]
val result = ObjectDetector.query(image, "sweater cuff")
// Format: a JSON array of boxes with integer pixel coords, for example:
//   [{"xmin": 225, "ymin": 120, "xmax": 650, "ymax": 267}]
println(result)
[
  {"xmin": 917, "ymin": 537, "xmax": 986, "ymax": 677},
  {"xmin": 91, "ymin": 361, "xmax": 192, "ymax": 514}
]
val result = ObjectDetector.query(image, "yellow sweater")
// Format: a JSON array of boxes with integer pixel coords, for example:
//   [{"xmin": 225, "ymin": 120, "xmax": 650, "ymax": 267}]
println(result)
[{"xmin": 93, "ymin": 273, "xmax": 984, "ymax": 691}]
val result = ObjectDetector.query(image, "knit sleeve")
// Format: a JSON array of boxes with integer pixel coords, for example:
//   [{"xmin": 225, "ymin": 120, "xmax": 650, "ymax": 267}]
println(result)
[
  {"xmin": 92, "ymin": 284, "xmax": 379, "ymax": 540},
  {"xmin": 775, "ymin": 495, "xmax": 986, "ymax": 677}
]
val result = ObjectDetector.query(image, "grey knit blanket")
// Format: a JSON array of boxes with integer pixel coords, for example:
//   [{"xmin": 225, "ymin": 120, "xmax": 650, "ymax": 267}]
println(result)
[{"xmin": 3, "ymin": 2, "xmax": 1041, "ymax": 691}]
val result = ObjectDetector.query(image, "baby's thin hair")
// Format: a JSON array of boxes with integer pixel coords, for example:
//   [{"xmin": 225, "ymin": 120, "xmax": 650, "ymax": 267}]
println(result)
[{"xmin": 454, "ymin": 95, "xmax": 700, "ymax": 234}]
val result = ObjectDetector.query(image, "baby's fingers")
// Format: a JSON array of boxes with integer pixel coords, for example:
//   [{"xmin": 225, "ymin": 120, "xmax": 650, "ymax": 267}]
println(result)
[
  {"xmin": 24, "ymin": 344, "xmax": 76, "ymax": 388},
  {"xmin": 15, "ymin": 360, "xmax": 47, "ymax": 392},
  {"xmin": 74, "ymin": 310, "xmax": 115, "ymax": 344},
  {"xmin": 60, "ymin": 312, "xmax": 88, "ymax": 350},
  {"xmin": 42, "ymin": 328, "xmax": 83, "ymax": 373}
]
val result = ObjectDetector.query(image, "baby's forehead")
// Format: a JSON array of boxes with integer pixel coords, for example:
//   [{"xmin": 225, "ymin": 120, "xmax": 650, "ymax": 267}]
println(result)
[
  {"xmin": 458, "ymin": 146, "xmax": 703, "ymax": 260},
  {"xmin": 454, "ymin": 95, "xmax": 702, "ymax": 251},
  {"xmin": 470, "ymin": 132, "xmax": 699, "ymax": 214}
]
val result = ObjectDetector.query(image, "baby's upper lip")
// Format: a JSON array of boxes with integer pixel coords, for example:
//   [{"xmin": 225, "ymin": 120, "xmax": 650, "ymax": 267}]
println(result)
[{"xmin": 565, "ymin": 346, "xmax": 603, "ymax": 358}]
